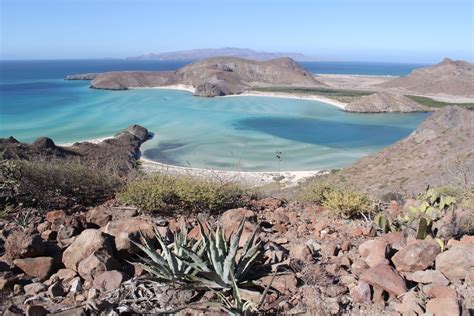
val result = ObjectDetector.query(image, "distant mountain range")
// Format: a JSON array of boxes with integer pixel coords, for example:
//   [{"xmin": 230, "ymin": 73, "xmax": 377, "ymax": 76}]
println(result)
[{"xmin": 126, "ymin": 48, "xmax": 318, "ymax": 61}]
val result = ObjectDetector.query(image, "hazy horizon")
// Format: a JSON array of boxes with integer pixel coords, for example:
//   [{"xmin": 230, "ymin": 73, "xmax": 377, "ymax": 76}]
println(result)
[{"xmin": 1, "ymin": 0, "xmax": 473, "ymax": 63}]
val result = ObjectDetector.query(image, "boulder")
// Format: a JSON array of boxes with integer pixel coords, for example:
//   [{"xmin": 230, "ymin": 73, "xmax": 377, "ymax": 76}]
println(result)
[
  {"xmin": 77, "ymin": 251, "xmax": 121, "ymax": 281},
  {"xmin": 392, "ymin": 240, "xmax": 440, "ymax": 272},
  {"xmin": 5, "ymin": 231, "xmax": 45, "ymax": 260},
  {"xmin": 45, "ymin": 210, "xmax": 66, "ymax": 223},
  {"xmin": 426, "ymin": 297, "xmax": 460, "ymax": 316},
  {"xmin": 404, "ymin": 269, "xmax": 449, "ymax": 285},
  {"xmin": 435, "ymin": 243, "xmax": 474, "ymax": 281},
  {"xmin": 92, "ymin": 270, "xmax": 126, "ymax": 291},
  {"xmin": 13, "ymin": 257, "xmax": 55, "ymax": 280},
  {"xmin": 100, "ymin": 219, "xmax": 155, "ymax": 256},
  {"xmin": 423, "ymin": 284, "xmax": 457, "ymax": 299},
  {"xmin": 395, "ymin": 292, "xmax": 424, "ymax": 315},
  {"xmin": 365, "ymin": 238, "xmax": 389, "ymax": 267},
  {"xmin": 62, "ymin": 229, "xmax": 116, "ymax": 272},
  {"xmin": 360, "ymin": 263, "xmax": 407, "ymax": 297},
  {"xmin": 350, "ymin": 281, "xmax": 371, "ymax": 304}
]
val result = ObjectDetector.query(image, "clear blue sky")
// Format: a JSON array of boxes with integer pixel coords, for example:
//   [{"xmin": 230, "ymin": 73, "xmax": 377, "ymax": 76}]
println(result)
[{"xmin": 1, "ymin": 0, "xmax": 472, "ymax": 62}]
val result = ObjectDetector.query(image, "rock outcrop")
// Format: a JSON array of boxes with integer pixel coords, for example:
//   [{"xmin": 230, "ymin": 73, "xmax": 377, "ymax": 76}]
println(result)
[
  {"xmin": 345, "ymin": 92, "xmax": 431, "ymax": 113},
  {"xmin": 377, "ymin": 58, "xmax": 474, "ymax": 97},
  {"xmin": 65, "ymin": 73, "xmax": 98, "ymax": 80},
  {"xmin": 0, "ymin": 124, "xmax": 149, "ymax": 176},
  {"xmin": 327, "ymin": 106, "xmax": 474, "ymax": 197},
  {"xmin": 70, "ymin": 57, "xmax": 326, "ymax": 97}
]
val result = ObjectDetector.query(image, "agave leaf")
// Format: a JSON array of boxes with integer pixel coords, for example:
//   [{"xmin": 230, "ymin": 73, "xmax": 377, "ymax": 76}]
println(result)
[
  {"xmin": 180, "ymin": 247, "xmax": 212, "ymax": 273},
  {"xmin": 131, "ymin": 239, "xmax": 173, "ymax": 275}
]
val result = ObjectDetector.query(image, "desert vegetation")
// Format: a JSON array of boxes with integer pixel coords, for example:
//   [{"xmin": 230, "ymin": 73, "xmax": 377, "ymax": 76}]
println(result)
[
  {"xmin": 252, "ymin": 86, "xmax": 373, "ymax": 103},
  {"xmin": 405, "ymin": 95, "xmax": 474, "ymax": 109}
]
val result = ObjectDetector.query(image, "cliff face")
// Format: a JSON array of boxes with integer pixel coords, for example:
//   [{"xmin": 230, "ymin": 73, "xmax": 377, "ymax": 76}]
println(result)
[
  {"xmin": 328, "ymin": 106, "xmax": 474, "ymax": 197},
  {"xmin": 377, "ymin": 58, "xmax": 474, "ymax": 97},
  {"xmin": 81, "ymin": 57, "xmax": 326, "ymax": 96},
  {"xmin": 345, "ymin": 92, "xmax": 431, "ymax": 113}
]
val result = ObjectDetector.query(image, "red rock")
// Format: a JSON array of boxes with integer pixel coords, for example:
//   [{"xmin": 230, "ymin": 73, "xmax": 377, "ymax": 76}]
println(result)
[
  {"xmin": 340, "ymin": 241, "xmax": 351, "ymax": 252},
  {"xmin": 388, "ymin": 200, "xmax": 401, "ymax": 217},
  {"xmin": 362, "ymin": 226, "xmax": 376, "ymax": 237},
  {"xmin": 261, "ymin": 273, "xmax": 297, "ymax": 293},
  {"xmin": 360, "ymin": 264, "xmax": 407, "ymax": 297},
  {"xmin": 350, "ymin": 281, "xmax": 372, "ymax": 304},
  {"xmin": 37, "ymin": 222, "xmax": 51, "ymax": 234},
  {"xmin": 4, "ymin": 230, "xmax": 45, "ymax": 260},
  {"xmin": 219, "ymin": 208, "xmax": 257, "ymax": 246},
  {"xmin": 24, "ymin": 282, "xmax": 47, "ymax": 295},
  {"xmin": 289, "ymin": 244, "xmax": 312, "ymax": 261},
  {"xmin": 460, "ymin": 235, "xmax": 474, "ymax": 244},
  {"xmin": 77, "ymin": 251, "xmax": 121, "ymax": 281},
  {"xmin": 358, "ymin": 240, "xmax": 375, "ymax": 258},
  {"xmin": 435, "ymin": 244, "xmax": 474, "ymax": 281},
  {"xmin": 49, "ymin": 268, "xmax": 77, "ymax": 283},
  {"xmin": 404, "ymin": 269, "xmax": 449, "ymax": 285},
  {"xmin": 350, "ymin": 227, "xmax": 364, "ymax": 237},
  {"xmin": 423, "ymin": 284, "xmax": 457, "ymax": 299},
  {"xmin": 45, "ymin": 210, "xmax": 66, "ymax": 223},
  {"xmin": 365, "ymin": 239, "xmax": 389, "ymax": 267},
  {"xmin": 392, "ymin": 240, "xmax": 440, "ymax": 272},
  {"xmin": 426, "ymin": 297, "xmax": 460, "ymax": 316},
  {"xmin": 395, "ymin": 292, "xmax": 424, "ymax": 315},
  {"xmin": 92, "ymin": 270, "xmax": 125, "ymax": 291},
  {"xmin": 381, "ymin": 231, "xmax": 406, "ymax": 250},
  {"xmin": 13, "ymin": 257, "xmax": 55, "ymax": 280},
  {"xmin": 100, "ymin": 219, "xmax": 155, "ymax": 256},
  {"xmin": 252, "ymin": 197, "xmax": 284, "ymax": 210},
  {"xmin": 62, "ymin": 229, "xmax": 115, "ymax": 272},
  {"xmin": 0, "ymin": 272, "xmax": 19, "ymax": 291}
]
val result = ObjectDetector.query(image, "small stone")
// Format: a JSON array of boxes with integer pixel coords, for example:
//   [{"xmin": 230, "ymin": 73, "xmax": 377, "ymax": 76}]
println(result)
[
  {"xmin": 351, "ymin": 258, "xmax": 369, "ymax": 275},
  {"xmin": 50, "ymin": 268, "xmax": 77, "ymax": 283},
  {"xmin": 426, "ymin": 297, "xmax": 460, "ymax": 316},
  {"xmin": 360, "ymin": 263, "xmax": 407, "ymax": 297},
  {"xmin": 219, "ymin": 208, "xmax": 257, "ymax": 247},
  {"xmin": 320, "ymin": 243, "xmax": 338, "ymax": 257},
  {"xmin": 289, "ymin": 244, "xmax": 312, "ymax": 261},
  {"xmin": 88, "ymin": 288, "xmax": 98, "ymax": 300},
  {"xmin": 37, "ymin": 222, "xmax": 50, "ymax": 234},
  {"xmin": 358, "ymin": 240, "xmax": 375, "ymax": 258},
  {"xmin": 381, "ymin": 231, "xmax": 406, "ymax": 250},
  {"xmin": 404, "ymin": 269, "xmax": 449, "ymax": 285},
  {"xmin": 45, "ymin": 210, "xmax": 66, "ymax": 223},
  {"xmin": 24, "ymin": 282, "xmax": 47, "ymax": 295},
  {"xmin": 350, "ymin": 281, "xmax": 371, "ymax": 304},
  {"xmin": 77, "ymin": 251, "xmax": 121, "ymax": 281},
  {"xmin": 261, "ymin": 273, "xmax": 297, "ymax": 293},
  {"xmin": 395, "ymin": 292, "xmax": 424, "ymax": 315},
  {"xmin": 460, "ymin": 235, "xmax": 474, "ymax": 244},
  {"xmin": 392, "ymin": 240, "xmax": 440, "ymax": 272},
  {"xmin": 48, "ymin": 282, "xmax": 65, "ymax": 298},
  {"xmin": 26, "ymin": 305, "xmax": 49, "ymax": 316},
  {"xmin": 69, "ymin": 277, "xmax": 82, "ymax": 293},
  {"xmin": 340, "ymin": 241, "xmax": 351, "ymax": 252},
  {"xmin": 13, "ymin": 257, "xmax": 55, "ymax": 280},
  {"xmin": 13, "ymin": 284, "xmax": 22, "ymax": 295},
  {"xmin": 40, "ymin": 230, "xmax": 56, "ymax": 241},
  {"xmin": 92, "ymin": 270, "xmax": 125, "ymax": 291}
]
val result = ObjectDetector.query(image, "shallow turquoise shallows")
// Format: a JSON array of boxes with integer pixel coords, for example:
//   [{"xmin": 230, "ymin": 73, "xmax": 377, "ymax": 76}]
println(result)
[{"xmin": 0, "ymin": 60, "xmax": 429, "ymax": 171}]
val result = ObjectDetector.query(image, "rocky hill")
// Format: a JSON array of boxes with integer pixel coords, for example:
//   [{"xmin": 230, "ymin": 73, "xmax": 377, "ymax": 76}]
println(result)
[
  {"xmin": 0, "ymin": 125, "xmax": 149, "ymax": 176},
  {"xmin": 345, "ymin": 92, "xmax": 432, "ymax": 113},
  {"xmin": 127, "ymin": 47, "xmax": 315, "ymax": 61},
  {"xmin": 76, "ymin": 57, "xmax": 326, "ymax": 97},
  {"xmin": 377, "ymin": 58, "xmax": 474, "ymax": 97},
  {"xmin": 328, "ymin": 106, "xmax": 474, "ymax": 197}
]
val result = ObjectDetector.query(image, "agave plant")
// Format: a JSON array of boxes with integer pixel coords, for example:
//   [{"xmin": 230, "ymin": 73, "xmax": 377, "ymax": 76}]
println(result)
[
  {"xmin": 133, "ymin": 225, "xmax": 204, "ymax": 283},
  {"xmin": 183, "ymin": 218, "xmax": 261, "ymax": 289},
  {"xmin": 214, "ymin": 274, "xmax": 256, "ymax": 315}
]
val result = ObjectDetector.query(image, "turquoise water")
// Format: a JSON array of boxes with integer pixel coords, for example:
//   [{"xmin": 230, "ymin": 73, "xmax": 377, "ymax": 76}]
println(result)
[{"xmin": 0, "ymin": 60, "xmax": 429, "ymax": 171}]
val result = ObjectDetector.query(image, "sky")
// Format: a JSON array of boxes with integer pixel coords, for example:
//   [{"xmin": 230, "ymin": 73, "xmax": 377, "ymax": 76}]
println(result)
[{"xmin": 0, "ymin": 0, "xmax": 473, "ymax": 63}]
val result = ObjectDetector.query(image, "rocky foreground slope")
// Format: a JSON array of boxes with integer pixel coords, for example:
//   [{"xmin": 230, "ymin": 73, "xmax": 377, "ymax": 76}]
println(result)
[
  {"xmin": 69, "ymin": 57, "xmax": 326, "ymax": 97},
  {"xmin": 328, "ymin": 106, "xmax": 474, "ymax": 197},
  {"xmin": 377, "ymin": 58, "xmax": 474, "ymax": 97},
  {"xmin": 344, "ymin": 92, "xmax": 432, "ymax": 113}
]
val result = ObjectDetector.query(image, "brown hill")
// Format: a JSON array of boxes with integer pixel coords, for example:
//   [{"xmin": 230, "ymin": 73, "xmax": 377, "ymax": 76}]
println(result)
[
  {"xmin": 328, "ymin": 106, "xmax": 474, "ymax": 197},
  {"xmin": 377, "ymin": 58, "xmax": 474, "ymax": 97},
  {"xmin": 345, "ymin": 92, "xmax": 432, "ymax": 113},
  {"xmin": 84, "ymin": 57, "xmax": 326, "ymax": 96}
]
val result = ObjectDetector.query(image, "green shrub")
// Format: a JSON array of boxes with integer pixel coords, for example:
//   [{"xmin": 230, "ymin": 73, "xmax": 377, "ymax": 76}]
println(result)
[
  {"xmin": 2, "ymin": 159, "xmax": 122, "ymax": 209},
  {"xmin": 298, "ymin": 182, "xmax": 336, "ymax": 203},
  {"xmin": 117, "ymin": 174, "xmax": 248, "ymax": 212},
  {"xmin": 322, "ymin": 188, "xmax": 373, "ymax": 218}
]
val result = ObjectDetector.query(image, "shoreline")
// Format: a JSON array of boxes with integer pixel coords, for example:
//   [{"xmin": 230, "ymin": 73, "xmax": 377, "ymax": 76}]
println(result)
[
  {"xmin": 230, "ymin": 91, "xmax": 347, "ymax": 110},
  {"xmin": 57, "ymin": 137, "xmax": 326, "ymax": 187}
]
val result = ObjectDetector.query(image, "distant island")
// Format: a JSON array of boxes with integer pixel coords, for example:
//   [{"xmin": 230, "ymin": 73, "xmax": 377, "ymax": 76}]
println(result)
[{"xmin": 126, "ymin": 47, "xmax": 319, "ymax": 61}]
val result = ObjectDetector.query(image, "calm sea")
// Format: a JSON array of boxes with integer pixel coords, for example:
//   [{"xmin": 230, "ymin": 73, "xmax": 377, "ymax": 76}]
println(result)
[{"xmin": 0, "ymin": 59, "xmax": 429, "ymax": 171}]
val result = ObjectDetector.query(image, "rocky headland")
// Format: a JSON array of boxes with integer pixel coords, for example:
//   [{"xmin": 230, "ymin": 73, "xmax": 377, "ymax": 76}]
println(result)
[{"xmin": 377, "ymin": 58, "xmax": 474, "ymax": 97}]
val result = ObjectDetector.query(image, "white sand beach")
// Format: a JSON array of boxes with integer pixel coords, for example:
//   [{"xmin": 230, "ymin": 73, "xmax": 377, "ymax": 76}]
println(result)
[{"xmin": 131, "ymin": 84, "xmax": 196, "ymax": 94}]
